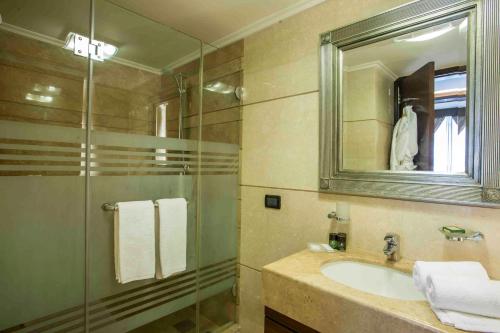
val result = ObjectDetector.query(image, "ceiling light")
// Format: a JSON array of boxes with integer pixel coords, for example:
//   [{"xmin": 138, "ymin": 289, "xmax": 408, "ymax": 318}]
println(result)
[
  {"xmin": 394, "ymin": 24, "xmax": 454, "ymax": 42},
  {"xmin": 102, "ymin": 43, "xmax": 118, "ymax": 59}
]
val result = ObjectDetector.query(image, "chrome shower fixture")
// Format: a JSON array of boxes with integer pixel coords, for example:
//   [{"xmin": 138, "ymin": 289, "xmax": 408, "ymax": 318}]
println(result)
[{"xmin": 174, "ymin": 72, "xmax": 187, "ymax": 94}]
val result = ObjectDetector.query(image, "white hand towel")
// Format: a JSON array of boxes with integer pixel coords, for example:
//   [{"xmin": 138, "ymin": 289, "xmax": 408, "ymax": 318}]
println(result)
[
  {"xmin": 426, "ymin": 276, "xmax": 500, "ymax": 318},
  {"xmin": 156, "ymin": 198, "xmax": 187, "ymax": 279},
  {"xmin": 413, "ymin": 261, "xmax": 489, "ymax": 293},
  {"xmin": 433, "ymin": 308, "xmax": 500, "ymax": 333},
  {"xmin": 114, "ymin": 200, "xmax": 156, "ymax": 284}
]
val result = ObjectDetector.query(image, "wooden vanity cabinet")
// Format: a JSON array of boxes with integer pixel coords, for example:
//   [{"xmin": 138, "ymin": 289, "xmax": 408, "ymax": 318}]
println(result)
[{"xmin": 265, "ymin": 307, "xmax": 319, "ymax": 333}]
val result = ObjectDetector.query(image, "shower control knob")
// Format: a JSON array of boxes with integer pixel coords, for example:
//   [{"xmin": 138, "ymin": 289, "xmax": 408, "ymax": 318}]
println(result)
[{"xmin": 234, "ymin": 86, "xmax": 244, "ymax": 100}]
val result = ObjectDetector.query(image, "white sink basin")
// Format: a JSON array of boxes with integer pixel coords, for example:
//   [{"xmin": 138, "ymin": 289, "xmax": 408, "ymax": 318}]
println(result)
[{"xmin": 320, "ymin": 260, "xmax": 425, "ymax": 301}]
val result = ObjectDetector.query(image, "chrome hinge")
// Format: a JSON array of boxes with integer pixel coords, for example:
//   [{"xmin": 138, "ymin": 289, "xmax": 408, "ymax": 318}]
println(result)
[{"xmin": 73, "ymin": 33, "xmax": 104, "ymax": 62}]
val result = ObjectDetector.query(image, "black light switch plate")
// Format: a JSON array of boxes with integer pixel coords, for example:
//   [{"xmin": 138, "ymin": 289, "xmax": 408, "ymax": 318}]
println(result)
[{"xmin": 265, "ymin": 195, "xmax": 281, "ymax": 209}]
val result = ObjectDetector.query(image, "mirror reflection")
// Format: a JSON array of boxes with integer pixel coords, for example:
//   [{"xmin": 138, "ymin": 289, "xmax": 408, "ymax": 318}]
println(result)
[{"xmin": 342, "ymin": 17, "xmax": 468, "ymax": 173}]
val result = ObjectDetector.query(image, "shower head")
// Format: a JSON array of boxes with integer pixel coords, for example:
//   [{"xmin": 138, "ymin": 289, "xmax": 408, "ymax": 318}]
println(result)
[{"xmin": 174, "ymin": 72, "xmax": 187, "ymax": 94}]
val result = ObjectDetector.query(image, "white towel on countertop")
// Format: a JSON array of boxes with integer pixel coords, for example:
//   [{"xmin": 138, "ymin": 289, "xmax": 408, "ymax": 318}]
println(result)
[
  {"xmin": 114, "ymin": 200, "xmax": 156, "ymax": 284},
  {"xmin": 433, "ymin": 308, "xmax": 500, "ymax": 333},
  {"xmin": 413, "ymin": 261, "xmax": 489, "ymax": 293},
  {"xmin": 427, "ymin": 275, "xmax": 500, "ymax": 318},
  {"xmin": 156, "ymin": 198, "xmax": 187, "ymax": 279}
]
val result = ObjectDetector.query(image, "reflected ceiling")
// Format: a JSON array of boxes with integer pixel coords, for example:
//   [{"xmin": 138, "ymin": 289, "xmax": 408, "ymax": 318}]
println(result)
[{"xmin": 344, "ymin": 18, "xmax": 468, "ymax": 77}]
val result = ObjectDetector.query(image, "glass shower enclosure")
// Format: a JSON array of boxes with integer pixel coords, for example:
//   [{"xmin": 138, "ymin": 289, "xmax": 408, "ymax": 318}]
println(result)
[{"xmin": 0, "ymin": 1, "xmax": 238, "ymax": 332}]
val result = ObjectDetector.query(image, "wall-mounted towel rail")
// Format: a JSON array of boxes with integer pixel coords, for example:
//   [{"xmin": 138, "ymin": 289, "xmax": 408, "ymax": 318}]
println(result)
[{"xmin": 102, "ymin": 200, "xmax": 190, "ymax": 211}]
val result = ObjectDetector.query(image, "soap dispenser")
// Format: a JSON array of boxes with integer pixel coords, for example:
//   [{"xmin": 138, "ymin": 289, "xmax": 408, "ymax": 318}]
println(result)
[{"xmin": 328, "ymin": 202, "xmax": 350, "ymax": 251}]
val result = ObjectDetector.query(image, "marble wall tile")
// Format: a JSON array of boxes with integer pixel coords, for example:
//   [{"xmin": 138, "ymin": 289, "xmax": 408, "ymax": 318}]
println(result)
[
  {"xmin": 93, "ymin": 85, "xmax": 156, "ymax": 121},
  {"xmin": 239, "ymin": 264, "xmax": 264, "ymax": 333},
  {"xmin": 185, "ymin": 107, "xmax": 240, "ymax": 128},
  {"xmin": 92, "ymin": 61, "xmax": 162, "ymax": 96},
  {"xmin": 241, "ymin": 92, "xmax": 318, "ymax": 190},
  {"xmin": 190, "ymin": 71, "xmax": 243, "ymax": 116},
  {"xmin": 0, "ymin": 28, "xmax": 243, "ymax": 140},
  {"xmin": 0, "ymin": 30, "xmax": 162, "ymax": 135},
  {"xmin": 343, "ymin": 66, "xmax": 394, "ymax": 125},
  {"xmin": 185, "ymin": 121, "xmax": 240, "ymax": 145},
  {"xmin": 163, "ymin": 41, "xmax": 243, "ymax": 144},
  {"xmin": 0, "ymin": 100, "xmax": 83, "ymax": 128},
  {"xmin": 201, "ymin": 72, "xmax": 242, "ymax": 114},
  {"xmin": 0, "ymin": 30, "xmax": 87, "ymax": 76},
  {"xmin": 343, "ymin": 120, "xmax": 392, "ymax": 170},
  {"xmin": 240, "ymin": 186, "xmax": 331, "ymax": 271},
  {"xmin": 0, "ymin": 64, "xmax": 84, "ymax": 112},
  {"xmin": 240, "ymin": 185, "xmax": 500, "ymax": 280},
  {"xmin": 204, "ymin": 58, "xmax": 242, "ymax": 83},
  {"xmin": 174, "ymin": 41, "xmax": 243, "ymax": 76},
  {"xmin": 242, "ymin": 0, "xmax": 407, "ymax": 104},
  {"xmin": 204, "ymin": 41, "xmax": 244, "ymax": 71}
]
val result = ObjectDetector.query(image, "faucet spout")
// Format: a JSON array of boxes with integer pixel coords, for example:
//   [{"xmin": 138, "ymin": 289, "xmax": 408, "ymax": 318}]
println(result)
[
  {"xmin": 383, "ymin": 243, "xmax": 395, "ymax": 255},
  {"xmin": 383, "ymin": 233, "xmax": 400, "ymax": 262}
]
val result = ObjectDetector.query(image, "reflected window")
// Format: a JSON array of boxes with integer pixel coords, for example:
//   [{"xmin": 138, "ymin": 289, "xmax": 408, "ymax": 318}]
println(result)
[{"xmin": 433, "ymin": 70, "xmax": 466, "ymax": 173}]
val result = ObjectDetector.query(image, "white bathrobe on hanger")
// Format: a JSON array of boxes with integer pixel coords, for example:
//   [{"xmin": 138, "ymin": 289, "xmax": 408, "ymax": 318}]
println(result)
[{"xmin": 390, "ymin": 105, "xmax": 418, "ymax": 171}]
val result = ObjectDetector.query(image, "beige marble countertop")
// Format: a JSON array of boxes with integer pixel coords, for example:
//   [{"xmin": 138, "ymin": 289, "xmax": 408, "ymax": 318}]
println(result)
[{"xmin": 262, "ymin": 249, "xmax": 465, "ymax": 333}]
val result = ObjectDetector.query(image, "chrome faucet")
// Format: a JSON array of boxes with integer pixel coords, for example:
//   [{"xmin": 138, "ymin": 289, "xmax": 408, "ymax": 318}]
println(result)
[{"xmin": 383, "ymin": 233, "xmax": 400, "ymax": 262}]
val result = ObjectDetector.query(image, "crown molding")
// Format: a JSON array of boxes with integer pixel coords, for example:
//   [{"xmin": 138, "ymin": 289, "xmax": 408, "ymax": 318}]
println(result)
[
  {"xmin": 0, "ymin": 22, "xmax": 64, "ymax": 48},
  {"xmin": 344, "ymin": 60, "xmax": 399, "ymax": 81},
  {"xmin": 210, "ymin": 0, "xmax": 326, "ymax": 49}
]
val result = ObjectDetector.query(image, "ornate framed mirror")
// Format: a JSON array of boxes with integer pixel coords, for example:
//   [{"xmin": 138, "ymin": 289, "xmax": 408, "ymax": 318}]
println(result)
[{"xmin": 319, "ymin": 0, "xmax": 499, "ymax": 206}]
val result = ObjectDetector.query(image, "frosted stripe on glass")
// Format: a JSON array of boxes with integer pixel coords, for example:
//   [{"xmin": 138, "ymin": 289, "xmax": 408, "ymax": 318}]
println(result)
[{"xmin": 0, "ymin": 121, "xmax": 239, "ymax": 176}]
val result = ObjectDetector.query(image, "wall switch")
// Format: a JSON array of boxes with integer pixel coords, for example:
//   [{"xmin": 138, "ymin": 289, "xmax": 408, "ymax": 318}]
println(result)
[{"xmin": 265, "ymin": 195, "xmax": 281, "ymax": 209}]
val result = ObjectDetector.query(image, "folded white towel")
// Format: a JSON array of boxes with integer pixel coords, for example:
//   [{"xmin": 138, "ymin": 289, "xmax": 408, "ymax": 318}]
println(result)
[
  {"xmin": 413, "ymin": 261, "xmax": 489, "ymax": 293},
  {"xmin": 114, "ymin": 201, "xmax": 156, "ymax": 284},
  {"xmin": 427, "ymin": 276, "xmax": 500, "ymax": 318},
  {"xmin": 156, "ymin": 198, "xmax": 187, "ymax": 279},
  {"xmin": 433, "ymin": 308, "xmax": 500, "ymax": 333}
]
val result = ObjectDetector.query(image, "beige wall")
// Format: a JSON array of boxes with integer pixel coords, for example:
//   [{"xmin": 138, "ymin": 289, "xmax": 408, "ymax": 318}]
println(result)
[
  {"xmin": 343, "ymin": 66, "xmax": 394, "ymax": 170},
  {"xmin": 239, "ymin": 0, "xmax": 500, "ymax": 332}
]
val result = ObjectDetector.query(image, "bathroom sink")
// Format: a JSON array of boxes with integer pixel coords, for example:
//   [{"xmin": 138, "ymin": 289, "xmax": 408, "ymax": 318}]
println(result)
[{"xmin": 320, "ymin": 261, "xmax": 425, "ymax": 301}]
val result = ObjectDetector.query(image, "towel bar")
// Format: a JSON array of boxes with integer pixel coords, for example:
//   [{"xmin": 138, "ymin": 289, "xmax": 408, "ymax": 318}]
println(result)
[{"xmin": 102, "ymin": 200, "xmax": 190, "ymax": 211}]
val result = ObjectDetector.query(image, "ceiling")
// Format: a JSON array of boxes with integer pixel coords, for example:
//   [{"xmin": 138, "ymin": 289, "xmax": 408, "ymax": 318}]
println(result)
[
  {"xmin": 344, "ymin": 17, "xmax": 468, "ymax": 78},
  {"xmin": 0, "ymin": 0, "xmax": 324, "ymax": 71},
  {"xmin": 109, "ymin": 0, "xmax": 325, "ymax": 45}
]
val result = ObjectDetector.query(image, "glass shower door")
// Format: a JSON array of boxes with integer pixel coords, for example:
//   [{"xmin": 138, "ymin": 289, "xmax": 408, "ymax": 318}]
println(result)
[
  {"xmin": 0, "ymin": 0, "xmax": 89, "ymax": 331},
  {"xmin": 196, "ymin": 44, "xmax": 241, "ymax": 331},
  {"xmin": 87, "ymin": 1, "xmax": 203, "ymax": 332},
  {"xmin": 0, "ymin": 1, "xmax": 240, "ymax": 332}
]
